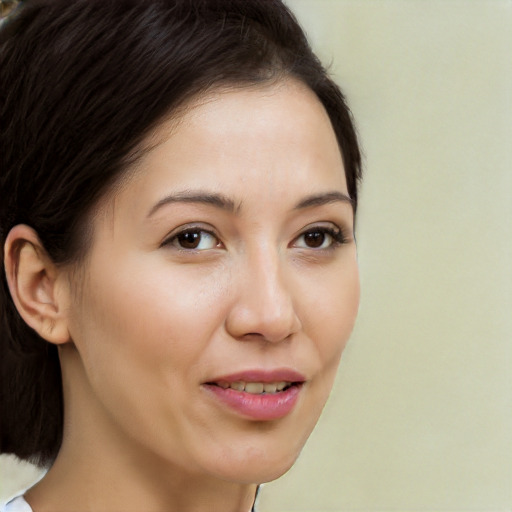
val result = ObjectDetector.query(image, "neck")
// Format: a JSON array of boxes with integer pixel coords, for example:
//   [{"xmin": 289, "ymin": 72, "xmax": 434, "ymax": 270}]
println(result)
[
  {"xmin": 26, "ymin": 439, "xmax": 258, "ymax": 512},
  {"xmin": 25, "ymin": 347, "xmax": 258, "ymax": 512}
]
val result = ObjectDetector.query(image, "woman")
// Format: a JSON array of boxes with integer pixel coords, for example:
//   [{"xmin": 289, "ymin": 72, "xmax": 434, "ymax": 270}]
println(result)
[{"xmin": 0, "ymin": 1, "xmax": 362, "ymax": 510}]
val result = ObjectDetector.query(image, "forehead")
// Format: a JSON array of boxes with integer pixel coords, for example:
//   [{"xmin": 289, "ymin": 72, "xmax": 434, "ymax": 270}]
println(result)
[{"xmin": 100, "ymin": 79, "xmax": 348, "ymax": 225}]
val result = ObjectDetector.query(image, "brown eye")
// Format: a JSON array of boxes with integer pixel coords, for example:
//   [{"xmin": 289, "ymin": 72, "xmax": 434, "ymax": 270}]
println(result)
[
  {"xmin": 168, "ymin": 229, "xmax": 219, "ymax": 250},
  {"xmin": 293, "ymin": 226, "xmax": 346, "ymax": 250},
  {"xmin": 177, "ymin": 231, "xmax": 201, "ymax": 249},
  {"xmin": 303, "ymin": 230, "xmax": 326, "ymax": 248}
]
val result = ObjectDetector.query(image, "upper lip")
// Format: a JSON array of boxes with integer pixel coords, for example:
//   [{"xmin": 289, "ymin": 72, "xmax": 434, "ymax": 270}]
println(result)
[{"xmin": 205, "ymin": 368, "xmax": 306, "ymax": 384}]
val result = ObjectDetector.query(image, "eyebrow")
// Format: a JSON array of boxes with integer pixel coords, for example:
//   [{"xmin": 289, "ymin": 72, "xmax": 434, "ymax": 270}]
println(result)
[
  {"xmin": 147, "ymin": 190, "xmax": 238, "ymax": 218},
  {"xmin": 147, "ymin": 189, "xmax": 353, "ymax": 218},
  {"xmin": 294, "ymin": 191, "xmax": 354, "ymax": 210}
]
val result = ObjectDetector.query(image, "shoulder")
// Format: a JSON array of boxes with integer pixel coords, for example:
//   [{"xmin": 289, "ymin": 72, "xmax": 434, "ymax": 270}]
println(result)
[{"xmin": 0, "ymin": 496, "xmax": 33, "ymax": 512}]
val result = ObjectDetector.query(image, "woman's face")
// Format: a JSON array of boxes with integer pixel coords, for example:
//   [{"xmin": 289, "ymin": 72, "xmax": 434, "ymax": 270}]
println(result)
[{"xmin": 65, "ymin": 80, "xmax": 360, "ymax": 483}]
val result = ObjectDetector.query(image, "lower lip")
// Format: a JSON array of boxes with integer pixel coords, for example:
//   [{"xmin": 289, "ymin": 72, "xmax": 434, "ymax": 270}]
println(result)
[{"xmin": 203, "ymin": 384, "xmax": 302, "ymax": 421}]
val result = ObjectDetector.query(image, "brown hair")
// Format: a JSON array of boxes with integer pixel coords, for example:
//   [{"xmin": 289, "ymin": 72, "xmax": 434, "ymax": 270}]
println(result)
[{"xmin": 0, "ymin": 0, "xmax": 362, "ymax": 467}]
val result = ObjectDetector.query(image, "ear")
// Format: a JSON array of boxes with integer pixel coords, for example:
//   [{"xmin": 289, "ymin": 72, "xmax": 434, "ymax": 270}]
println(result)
[{"xmin": 4, "ymin": 224, "xmax": 71, "ymax": 345}]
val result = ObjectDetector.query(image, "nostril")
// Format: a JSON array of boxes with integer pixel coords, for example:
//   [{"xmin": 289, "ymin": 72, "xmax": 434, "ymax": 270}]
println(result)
[
  {"xmin": 239, "ymin": 331, "xmax": 294, "ymax": 344},
  {"xmin": 239, "ymin": 332, "xmax": 267, "ymax": 342}
]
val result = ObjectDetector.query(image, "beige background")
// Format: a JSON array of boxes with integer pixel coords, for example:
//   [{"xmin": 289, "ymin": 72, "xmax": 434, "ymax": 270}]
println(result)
[{"xmin": 1, "ymin": 1, "xmax": 511, "ymax": 510}]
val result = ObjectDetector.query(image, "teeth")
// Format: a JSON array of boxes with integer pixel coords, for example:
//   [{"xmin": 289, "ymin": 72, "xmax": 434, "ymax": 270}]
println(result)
[
  {"xmin": 245, "ymin": 382, "xmax": 264, "ymax": 394},
  {"xmin": 216, "ymin": 381, "xmax": 292, "ymax": 394},
  {"xmin": 230, "ymin": 381, "xmax": 245, "ymax": 391},
  {"xmin": 263, "ymin": 383, "xmax": 277, "ymax": 393}
]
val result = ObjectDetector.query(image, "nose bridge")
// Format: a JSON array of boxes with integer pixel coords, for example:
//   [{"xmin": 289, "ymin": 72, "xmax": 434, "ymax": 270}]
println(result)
[{"xmin": 226, "ymin": 242, "xmax": 300, "ymax": 342}]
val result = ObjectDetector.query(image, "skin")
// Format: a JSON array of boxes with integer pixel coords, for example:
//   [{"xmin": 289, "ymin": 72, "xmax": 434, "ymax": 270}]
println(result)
[{"xmin": 6, "ymin": 79, "xmax": 359, "ymax": 512}]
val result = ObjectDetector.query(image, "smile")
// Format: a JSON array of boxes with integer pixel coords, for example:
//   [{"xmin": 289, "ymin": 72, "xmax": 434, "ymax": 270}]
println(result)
[
  {"xmin": 203, "ymin": 369, "xmax": 305, "ymax": 421},
  {"xmin": 215, "ymin": 381, "xmax": 292, "ymax": 394}
]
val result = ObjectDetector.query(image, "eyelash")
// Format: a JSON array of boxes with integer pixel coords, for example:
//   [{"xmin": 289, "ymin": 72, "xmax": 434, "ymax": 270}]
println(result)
[
  {"xmin": 162, "ymin": 225, "xmax": 348, "ymax": 252},
  {"xmin": 293, "ymin": 226, "xmax": 348, "ymax": 250},
  {"xmin": 162, "ymin": 226, "xmax": 221, "ymax": 251}
]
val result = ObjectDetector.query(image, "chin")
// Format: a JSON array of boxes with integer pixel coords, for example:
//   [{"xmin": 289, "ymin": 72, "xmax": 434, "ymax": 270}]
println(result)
[
  {"xmin": 217, "ymin": 457, "xmax": 297, "ymax": 486},
  {"xmin": 252, "ymin": 457, "xmax": 298, "ymax": 484},
  {"xmin": 204, "ymin": 434, "xmax": 306, "ymax": 485}
]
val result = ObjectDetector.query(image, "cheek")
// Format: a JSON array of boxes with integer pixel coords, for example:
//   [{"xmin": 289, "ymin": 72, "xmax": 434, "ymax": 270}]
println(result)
[
  {"xmin": 65, "ymin": 255, "xmax": 233, "ymax": 455},
  {"xmin": 68, "ymin": 253, "xmax": 234, "ymax": 408},
  {"xmin": 301, "ymin": 258, "xmax": 360, "ymax": 360},
  {"xmin": 298, "ymin": 257, "xmax": 360, "ymax": 418}
]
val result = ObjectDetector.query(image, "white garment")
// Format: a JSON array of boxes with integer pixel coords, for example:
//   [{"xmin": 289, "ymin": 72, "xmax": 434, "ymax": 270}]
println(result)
[{"xmin": 0, "ymin": 496, "xmax": 32, "ymax": 512}]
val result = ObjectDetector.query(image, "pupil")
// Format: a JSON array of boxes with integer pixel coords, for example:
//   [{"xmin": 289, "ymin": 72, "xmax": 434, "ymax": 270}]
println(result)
[
  {"xmin": 178, "ymin": 231, "xmax": 200, "ymax": 248},
  {"xmin": 305, "ymin": 231, "xmax": 325, "ymax": 248}
]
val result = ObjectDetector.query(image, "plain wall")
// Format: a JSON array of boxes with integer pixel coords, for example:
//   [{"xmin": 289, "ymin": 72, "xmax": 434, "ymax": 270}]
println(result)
[
  {"xmin": 260, "ymin": 1, "xmax": 512, "ymax": 510},
  {"xmin": 2, "ymin": 1, "xmax": 511, "ymax": 510}
]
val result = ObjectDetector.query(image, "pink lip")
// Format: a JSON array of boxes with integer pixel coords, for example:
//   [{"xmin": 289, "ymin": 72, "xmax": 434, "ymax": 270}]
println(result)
[
  {"xmin": 210, "ymin": 368, "xmax": 306, "ymax": 384},
  {"xmin": 203, "ymin": 368, "xmax": 306, "ymax": 421}
]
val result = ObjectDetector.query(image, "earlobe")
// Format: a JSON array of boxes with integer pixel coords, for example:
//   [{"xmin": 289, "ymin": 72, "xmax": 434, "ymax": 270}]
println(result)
[{"xmin": 4, "ymin": 224, "xmax": 71, "ymax": 345}]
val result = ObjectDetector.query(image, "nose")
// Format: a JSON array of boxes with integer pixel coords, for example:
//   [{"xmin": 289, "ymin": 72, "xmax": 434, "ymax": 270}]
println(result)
[{"xmin": 225, "ymin": 249, "xmax": 302, "ymax": 343}]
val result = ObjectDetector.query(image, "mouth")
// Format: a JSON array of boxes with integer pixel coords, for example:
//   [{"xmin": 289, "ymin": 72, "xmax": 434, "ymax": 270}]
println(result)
[
  {"xmin": 203, "ymin": 370, "xmax": 305, "ymax": 421},
  {"xmin": 211, "ymin": 380, "xmax": 296, "ymax": 394}
]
